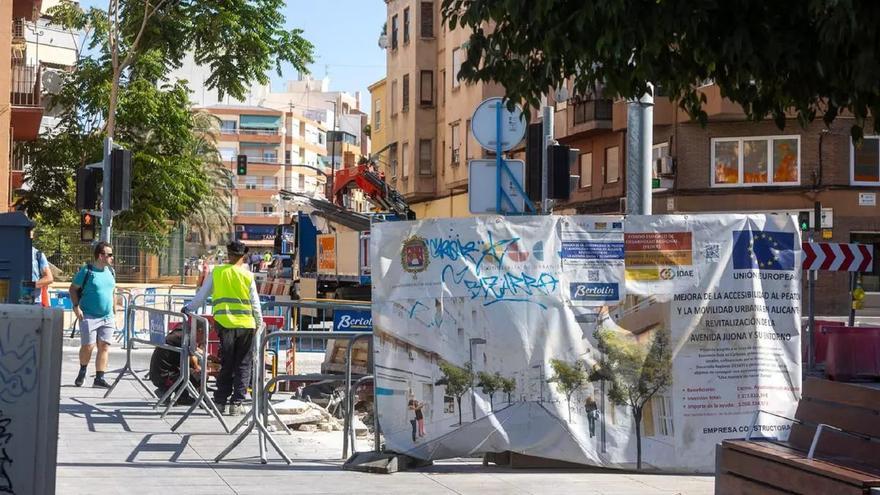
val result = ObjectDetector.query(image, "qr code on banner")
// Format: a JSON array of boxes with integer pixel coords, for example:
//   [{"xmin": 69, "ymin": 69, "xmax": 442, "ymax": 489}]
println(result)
[
  {"xmin": 704, "ymin": 243, "xmax": 721, "ymax": 263},
  {"xmin": 587, "ymin": 269, "xmax": 600, "ymax": 281}
]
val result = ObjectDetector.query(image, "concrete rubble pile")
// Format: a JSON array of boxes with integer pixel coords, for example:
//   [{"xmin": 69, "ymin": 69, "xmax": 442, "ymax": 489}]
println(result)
[{"xmin": 268, "ymin": 398, "xmax": 370, "ymax": 437}]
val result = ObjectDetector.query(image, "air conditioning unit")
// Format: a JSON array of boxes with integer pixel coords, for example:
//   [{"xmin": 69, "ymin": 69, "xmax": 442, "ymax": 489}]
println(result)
[{"xmin": 657, "ymin": 155, "xmax": 674, "ymax": 176}]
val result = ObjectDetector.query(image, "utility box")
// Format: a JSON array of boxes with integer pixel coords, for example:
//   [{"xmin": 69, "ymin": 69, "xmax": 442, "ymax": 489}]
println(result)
[{"xmin": 0, "ymin": 212, "xmax": 34, "ymax": 303}]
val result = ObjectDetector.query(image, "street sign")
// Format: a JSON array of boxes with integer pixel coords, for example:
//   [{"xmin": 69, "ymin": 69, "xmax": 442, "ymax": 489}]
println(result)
[
  {"xmin": 803, "ymin": 242, "xmax": 874, "ymax": 272},
  {"xmin": 471, "ymin": 97, "xmax": 526, "ymax": 152},
  {"xmin": 468, "ymin": 159, "xmax": 526, "ymax": 214}
]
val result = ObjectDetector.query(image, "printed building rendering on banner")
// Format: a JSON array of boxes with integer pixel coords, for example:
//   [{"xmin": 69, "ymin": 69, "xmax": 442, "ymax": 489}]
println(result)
[{"xmin": 371, "ymin": 214, "xmax": 802, "ymax": 472}]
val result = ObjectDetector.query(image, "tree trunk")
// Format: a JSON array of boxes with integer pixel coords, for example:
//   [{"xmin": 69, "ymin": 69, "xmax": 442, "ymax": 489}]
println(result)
[
  {"xmin": 106, "ymin": 68, "xmax": 121, "ymax": 139},
  {"xmin": 633, "ymin": 406, "xmax": 643, "ymax": 470},
  {"xmin": 456, "ymin": 396, "xmax": 462, "ymax": 425},
  {"xmin": 489, "ymin": 393, "xmax": 494, "ymax": 412}
]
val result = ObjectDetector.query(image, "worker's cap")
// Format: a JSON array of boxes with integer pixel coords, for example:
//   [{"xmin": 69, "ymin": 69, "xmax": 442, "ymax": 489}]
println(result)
[{"xmin": 226, "ymin": 241, "xmax": 249, "ymax": 256}]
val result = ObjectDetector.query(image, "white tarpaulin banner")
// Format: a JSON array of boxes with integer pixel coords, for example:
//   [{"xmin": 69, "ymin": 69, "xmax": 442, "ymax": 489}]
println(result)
[{"xmin": 372, "ymin": 214, "xmax": 801, "ymax": 472}]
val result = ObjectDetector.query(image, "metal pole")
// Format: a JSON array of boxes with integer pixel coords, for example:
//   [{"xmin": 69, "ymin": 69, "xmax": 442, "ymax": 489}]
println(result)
[
  {"xmin": 101, "ymin": 136, "xmax": 113, "ymax": 242},
  {"xmin": 329, "ymin": 100, "xmax": 338, "ymax": 202},
  {"xmin": 178, "ymin": 223, "xmax": 185, "ymax": 284},
  {"xmin": 848, "ymin": 273, "xmax": 857, "ymax": 327},
  {"xmin": 808, "ymin": 201, "xmax": 820, "ymax": 369},
  {"xmin": 541, "ymin": 105, "xmax": 553, "ymax": 214},
  {"xmin": 495, "ymin": 101, "xmax": 503, "ymax": 214},
  {"xmin": 625, "ymin": 86, "xmax": 654, "ymax": 215},
  {"xmin": 470, "ymin": 342, "xmax": 476, "ymax": 420}
]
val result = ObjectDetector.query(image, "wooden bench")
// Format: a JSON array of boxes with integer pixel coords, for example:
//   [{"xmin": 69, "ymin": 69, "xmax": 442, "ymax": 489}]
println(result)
[{"xmin": 716, "ymin": 377, "xmax": 880, "ymax": 495}]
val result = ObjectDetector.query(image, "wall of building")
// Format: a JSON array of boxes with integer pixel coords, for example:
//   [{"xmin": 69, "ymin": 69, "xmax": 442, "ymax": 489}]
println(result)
[
  {"xmin": 1, "ymin": 0, "xmax": 12, "ymax": 209},
  {"xmin": 369, "ymin": 78, "xmax": 387, "ymax": 156}
]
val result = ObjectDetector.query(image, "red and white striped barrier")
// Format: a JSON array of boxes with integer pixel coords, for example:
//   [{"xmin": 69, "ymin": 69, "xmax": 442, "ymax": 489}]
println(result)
[{"xmin": 803, "ymin": 242, "xmax": 874, "ymax": 272}]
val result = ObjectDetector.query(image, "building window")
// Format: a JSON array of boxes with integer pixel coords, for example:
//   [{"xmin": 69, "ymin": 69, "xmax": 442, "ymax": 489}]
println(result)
[
  {"xmin": 652, "ymin": 142, "xmax": 671, "ymax": 177},
  {"xmin": 391, "ymin": 15, "xmax": 398, "ymax": 49},
  {"xmin": 451, "ymin": 123, "xmax": 461, "ymax": 165},
  {"xmin": 374, "ymin": 99, "xmax": 381, "ymax": 130},
  {"xmin": 654, "ymin": 395, "xmax": 674, "ymax": 436},
  {"xmin": 402, "ymin": 74, "xmax": 410, "ymax": 111},
  {"xmin": 219, "ymin": 147, "xmax": 237, "ymax": 162},
  {"xmin": 852, "ymin": 136, "xmax": 880, "ymax": 185},
  {"xmin": 605, "ymin": 146, "xmax": 620, "ymax": 184},
  {"xmin": 389, "ymin": 143, "xmax": 399, "ymax": 177},
  {"xmin": 420, "ymin": 70, "xmax": 433, "ymax": 106},
  {"xmin": 419, "ymin": 139, "xmax": 433, "ymax": 176},
  {"xmin": 439, "ymin": 69, "xmax": 445, "ymax": 106},
  {"xmin": 403, "ymin": 7, "xmax": 410, "ymax": 44},
  {"xmin": 421, "ymin": 2, "xmax": 434, "ymax": 38},
  {"xmin": 391, "ymin": 80, "xmax": 398, "ymax": 115},
  {"xmin": 220, "ymin": 120, "xmax": 237, "ymax": 133},
  {"xmin": 465, "ymin": 120, "xmax": 471, "ymax": 160},
  {"xmin": 579, "ymin": 152, "xmax": 592, "ymax": 188},
  {"xmin": 299, "ymin": 174, "xmax": 306, "ymax": 190},
  {"xmin": 401, "ymin": 142, "xmax": 409, "ymax": 178},
  {"xmin": 262, "ymin": 204, "xmax": 275, "ymax": 214},
  {"xmin": 284, "ymin": 150, "xmax": 291, "ymax": 164},
  {"xmin": 711, "ymin": 136, "xmax": 800, "ymax": 187},
  {"xmin": 452, "ymin": 48, "xmax": 463, "ymax": 88}
]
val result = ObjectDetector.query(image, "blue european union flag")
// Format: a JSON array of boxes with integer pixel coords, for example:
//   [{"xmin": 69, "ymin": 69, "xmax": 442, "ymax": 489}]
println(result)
[{"xmin": 732, "ymin": 230, "xmax": 795, "ymax": 271}]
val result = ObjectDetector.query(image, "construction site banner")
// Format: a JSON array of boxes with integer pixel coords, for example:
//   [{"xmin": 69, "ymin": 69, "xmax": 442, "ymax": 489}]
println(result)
[{"xmin": 371, "ymin": 214, "xmax": 802, "ymax": 472}]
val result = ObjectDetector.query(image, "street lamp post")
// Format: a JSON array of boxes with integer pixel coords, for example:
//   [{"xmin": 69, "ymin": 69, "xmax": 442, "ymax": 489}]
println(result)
[
  {"xmin": 532, "ymin": 364, "xmax": 545, "ymax": 403},
  {"xmin": 469, "ymin": 338, "xmax": 486, "ymax": 420},
  {"xmin": 326, "ymin": 99, "xmax": 339, "ymax": 202}
]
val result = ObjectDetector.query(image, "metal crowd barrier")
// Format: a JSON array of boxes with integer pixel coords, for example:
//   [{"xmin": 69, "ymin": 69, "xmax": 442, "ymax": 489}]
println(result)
[
  {"xmin": 214, "ymin": 299, "xmax": 378, "ymax": 464},
  {"xmin": 171, "ymin": 313, "xmax": 229, "ymax": 433}
]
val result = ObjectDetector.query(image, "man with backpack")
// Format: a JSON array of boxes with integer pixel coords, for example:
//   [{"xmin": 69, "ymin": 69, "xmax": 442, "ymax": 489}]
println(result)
[{"xmin": 70, "ymin": 241, "xmax": 117, "ymax": 388}]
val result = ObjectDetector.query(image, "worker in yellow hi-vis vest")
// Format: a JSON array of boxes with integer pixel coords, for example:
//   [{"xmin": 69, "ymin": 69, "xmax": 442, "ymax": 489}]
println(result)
[{"xmin": 184, "ymin": 241, "xmax": 263, "ymax": 416}]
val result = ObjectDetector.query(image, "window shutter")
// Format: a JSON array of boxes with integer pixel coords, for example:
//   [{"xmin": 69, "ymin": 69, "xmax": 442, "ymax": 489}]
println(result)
[{"xmin": 421, "ymin": 2, "xmax": 434, "ymax": 38}]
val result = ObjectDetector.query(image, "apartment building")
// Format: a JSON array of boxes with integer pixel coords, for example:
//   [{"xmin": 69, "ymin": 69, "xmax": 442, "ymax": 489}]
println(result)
[
  {"xmin": 379, "ymin": 0, "xmax": 505, "ymax": 218},
  {"xmin": 2, "ymin": 0, "xmax": 78, "ymax": 209},
  {"xmin": 197, "ymin": 104, "xmax": 330, "ymax": 248},
  {"xmin": 554, "ymin": 84, "xmax": 880, "ymax": 315},
  {"xmin": 368, "ymin": 78, "xmax": 387, "ymax": 155}
]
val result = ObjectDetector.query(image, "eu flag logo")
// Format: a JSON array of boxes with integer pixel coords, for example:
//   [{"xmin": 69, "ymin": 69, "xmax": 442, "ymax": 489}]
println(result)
[{"xmin": 732, "ymin": 230, "xmax": 795, "ymax": 271}]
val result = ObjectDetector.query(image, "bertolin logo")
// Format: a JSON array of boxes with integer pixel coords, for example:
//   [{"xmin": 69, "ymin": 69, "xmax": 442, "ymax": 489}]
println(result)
[
  {"xmin": 401, "ymin": 235, "xmax": 430, "ymax": 274},
  {"xmin": 337, "ymin": 314, "xmax": 372, "ymax": 330},
  {"xmin": 570, "ymin": 282, "xmax": 619, "ymax": 302}
]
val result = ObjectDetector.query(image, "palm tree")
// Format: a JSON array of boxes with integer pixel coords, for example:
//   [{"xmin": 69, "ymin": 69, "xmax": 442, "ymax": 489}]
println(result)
[{"xmin": 186, "ymin": 112, "xmax": 233, "ymax": 247}]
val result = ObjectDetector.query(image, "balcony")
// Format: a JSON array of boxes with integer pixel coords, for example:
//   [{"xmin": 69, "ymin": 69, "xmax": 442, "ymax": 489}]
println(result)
[
  {"xmin": 239, "ymin": 128, "xmax": 280, "ymax": 136},
  {"xmin": 555, "ymin": 97, "xmax": 613, "ymax": 139},
  {"xmin": 10, "ymin": 63, "xmax": 43, "ymax": 141},
  {"xmin": 13, "ymin": 0, "xmax": 42, "ymax": 21}
]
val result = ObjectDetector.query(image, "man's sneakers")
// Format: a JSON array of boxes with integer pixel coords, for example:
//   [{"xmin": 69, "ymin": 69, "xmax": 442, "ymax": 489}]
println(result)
[
  {"xmin": 92, "ymin": 377, "xmax": 111, "ymax": 388},
  {"xmin": 228, "ymin": 403, "xmax": 243, "ymax": 416},
  {"xmin": 74, "ymin": 369, "xmax": 86, "ymax": 387},
  {"xmin": 217, "ymin": 403, "xmax": 228, "ymax": 415}
]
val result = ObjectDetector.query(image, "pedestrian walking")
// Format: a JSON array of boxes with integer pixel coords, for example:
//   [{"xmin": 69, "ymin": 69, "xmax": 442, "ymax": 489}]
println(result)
[
  {"xmin": 32, "ymin": 242, "xmax": 53, "ymax": 306},
  {"xmin": 585, "ymin": 396, "xmax": 599, "ymax": 438},
  {"xmin": 70, "ymin": 241, "xmax": 117, "ymax": 388},
  {"xmin": 183, "ymin": 241, "xmax": 262, "ymax": 416}
]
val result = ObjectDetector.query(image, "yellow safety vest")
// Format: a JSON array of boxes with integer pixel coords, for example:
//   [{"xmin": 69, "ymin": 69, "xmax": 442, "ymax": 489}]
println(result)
[{"xmin": 212, "ymin": 264, "xmax": 257, "ymax": 329}]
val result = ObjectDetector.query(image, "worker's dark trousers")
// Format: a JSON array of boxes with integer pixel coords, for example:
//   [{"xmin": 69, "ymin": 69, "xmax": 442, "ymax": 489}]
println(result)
[{"xmin": 215, "ymin": 325, "xmax": 255, "ymax": 405}]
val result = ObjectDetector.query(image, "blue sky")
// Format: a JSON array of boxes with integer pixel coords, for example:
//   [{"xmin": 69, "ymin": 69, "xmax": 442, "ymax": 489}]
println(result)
[{"xmin": 77, "ymin": 0, "xmax": 387, "ymax": 109}]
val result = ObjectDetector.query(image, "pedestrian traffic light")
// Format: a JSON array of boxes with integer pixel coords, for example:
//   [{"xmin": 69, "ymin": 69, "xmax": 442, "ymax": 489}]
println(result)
[
  {"xmin": 76, "ymin": 167, "xmax": 99, "ymax": 210},
  {"xmin": 798, "ymin": 211, "xmax": 810, "ymax": 232},
  {"xmin": 236, "ymin": 154, "xmax": 248, "ymax": 176},
  {"xmin": 110, "ymin": 148, "xmax": 132, "ymax": 211},
  {"xmin": 80, "ymin": 213, "xmax": 96, "ymax": 242}
]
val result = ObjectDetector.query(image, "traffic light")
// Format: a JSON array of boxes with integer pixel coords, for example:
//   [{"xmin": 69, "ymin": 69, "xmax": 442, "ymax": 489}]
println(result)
[
  {"xmin": 236, "ymin": 154, "xmax": 248, "ymax": 176},
  {"xmin": 547, "ymin": 144, "xmax": 577, "ymax": 200},
  {"xmin": 525, "ymin": 122, "xmax": 543, "ymax": 203},
  {"xmin": 798, "ymin": 211, "xmax": 810, "ymax": 232},
  {"xmin": 80, "ymin": 213, "xmax": 96, "ymax": 242},
  {"xmin": 110, "ymin": 148, "xmax": 132, "ymax": 211},
  {"xmin": 76, "ymin": 168, "xmax": 99, "ymax": 210}
]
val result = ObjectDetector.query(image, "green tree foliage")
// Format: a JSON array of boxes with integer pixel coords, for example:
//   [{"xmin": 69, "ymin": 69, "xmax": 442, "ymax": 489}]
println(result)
[
  {"xmin": 477, "ymin": 371, "xmax": 504, "ymax": 412},
  {"xmin": 593, "ymin": 328, "xmax": 673, "ymax": 470},
  {"xmin": 548, "ymin": 359, "xmax": 588, "ymax": 422},
  {"xmin": 500, "ymin": 375, "xmax": 516, "ymax": 404},
  {"xmin": 441, "ymin": 1, "xmax": 880, "ymax": 138},
  {"xmin": 19, "ymin": 0, "xmax": 312, "ymax": 250},
  {"xmin": 439, "ymin": 362, "xmax": 473, "ymax": 425}
]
